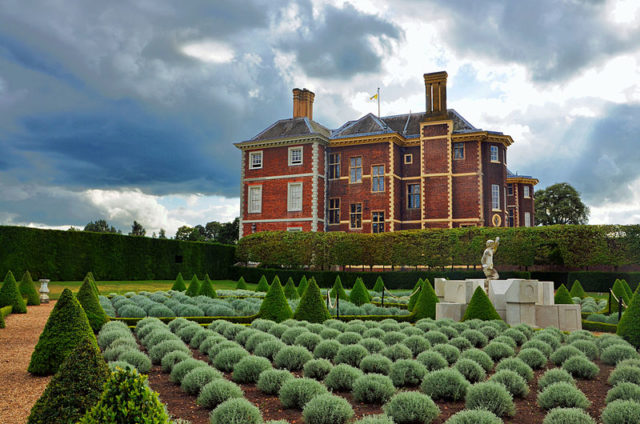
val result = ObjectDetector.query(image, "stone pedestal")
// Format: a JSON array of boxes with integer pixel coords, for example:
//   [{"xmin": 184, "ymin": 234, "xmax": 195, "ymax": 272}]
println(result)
[
  {"xmin": 434, "ymin": 278, "xmax": 447, "ymax": 301},
  {"xmin": 537, "ymin": 281, "xmax": 555, "ymax": 305},
  {"xmin": 506, "ymin": 303, "xmax": 537, "ymax": 326},
  {"xmin": 536, "ymin": 305, "xmax": 559, "ymax": 328},
  {"xmin": 444, "ymin": 280, "xmax": 484, "ymax": 304},
  {"xmin": 558, "ymin": 304, "xmax": 582, "ymax": 331},
  {"xmin": 39, "ymin": 279, "xmax": 50, "ymax": 304},
  {"xmin": 489, "ymin": 280, "xmax": 512, "ymax": 311},
  {"xmin": 436, "ymin": 303, "xmax": 466, "ymax": 321}
]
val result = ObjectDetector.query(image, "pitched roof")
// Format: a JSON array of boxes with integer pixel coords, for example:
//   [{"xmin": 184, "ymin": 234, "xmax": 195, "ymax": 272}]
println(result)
[{"xmin": 250, "ymin": 117, "xmax": 331, "ymax": 142}]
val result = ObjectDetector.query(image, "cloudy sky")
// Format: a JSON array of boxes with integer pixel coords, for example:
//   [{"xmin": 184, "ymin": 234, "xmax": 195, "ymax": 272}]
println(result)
[{"xmin": 1, "ymin": 0, "xmax": 639, "ymax": 236}]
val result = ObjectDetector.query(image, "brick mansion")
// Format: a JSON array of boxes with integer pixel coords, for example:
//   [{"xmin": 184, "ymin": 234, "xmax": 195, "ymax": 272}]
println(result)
[{"xmin": 235, "ymin": 71, "xmax": 537, "ymax": 238}]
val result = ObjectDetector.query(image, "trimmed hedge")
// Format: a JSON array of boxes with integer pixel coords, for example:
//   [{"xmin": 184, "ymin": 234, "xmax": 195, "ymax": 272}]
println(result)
[
  {"xmin": 20, "ymin": 270, "xmax": 41, "ymax": 306},
  {"xmin": 617, "ymin": 290, "xmax": 640, "ymax": 348},
  {"xmin": 293, "ymin": 279, "xmax": 331, "ymax": 323},
  {"xmin": 76, "ymin": 274, "xmax": 108, "ymax": 332},
  {"xmin": 0, "ymin": 225, "xmax": 235, "ymax": 281},
  {"xmin": 463, "ymin": 286, "xmax": 502, "ymax": 321},
  {"xmin": 0, "ymin": 270, "xmax": 27, "ymax": 313},
  {"xmin": 234, "ymin": 266, "xmax": 530, "ymax": 290},
  {"xmin": 258, "ymin": 277, "xmax": 293, "ymax": 323}
]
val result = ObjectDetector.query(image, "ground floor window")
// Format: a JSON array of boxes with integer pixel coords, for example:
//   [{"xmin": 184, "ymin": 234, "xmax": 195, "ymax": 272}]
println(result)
[
  {"xmin": 408, "ymin": 184, "xmax": 420, "ymax": 209},
  {"xmin": 508, "ymin": 209, "xmax": 514, "ymax": 227},
  {"xmin": 524, "ymin": 211, "xmax": 531, "ymax": 227},
  {"xmin": 350, "ymin": 203, "xmax": 362, "ymax": 229},
  {"xmin": 372, "ymin": 211, "xmax": 384, "ymax": 233}
]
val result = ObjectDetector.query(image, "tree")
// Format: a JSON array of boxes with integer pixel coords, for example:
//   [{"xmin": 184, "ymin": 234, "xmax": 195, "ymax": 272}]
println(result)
[
  {"xmin": 84, "ymin": 220, "xmax": 118, "ymax": 233},
  {"xmin": 534, "ymin": 183, "xmax": 590, "ymax": 225},
  {"xmin": 174, "ymin": 225, "xmax": 203, "ymax": 241},
  {"xmin": 129, "ymin": 220, "xmax": 146, "ymax": 236},
  {"xmin": 158, "ymin": 228, "xmax": 167, "ymax": 239},
  {"xmin": 218, "ymin": 217, "xmax": 239, "ymax": 244}
]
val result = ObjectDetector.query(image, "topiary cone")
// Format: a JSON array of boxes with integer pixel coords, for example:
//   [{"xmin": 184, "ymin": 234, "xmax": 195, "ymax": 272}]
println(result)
[
  {"xmin": 554, "ymin": 284, "xmax": 574, "ymax": 305},
  {"xmin": 407, "ymin": 279, "xmax": 425, "ymax": 311},
  {"xmin": 283, "ymin": 277, "xmax": 300, "ymax": 300},
  {"xmin": 20, "ymin": 271, "xmax": 40, "ymax": 306},
  {"xmin": 85, "ymin": 272, "xmax": 100, "ymax": 296},
  {"xmin": 256, "ymin": 275, "xmax": 270, "ymax": 292},
  {"xmin": 618, "ymin": 289, "xmax": 640, "ymax": 348},
  {"xmin": 28, "ymin": 337, "xmax": 110, "ymax": 424},
  {"xmin": 185, "ymin": 275, "xmax": 201, "ymax": 297},
  {"xmin": 171, "ymin": 273, "xmax": 187, "ymax": 291},
  {"xmin": 462, "ymin": 286, "xmax": 502, "ymax": 321},
  {"xmin": 330, "ymin": 276, "xmax": 349, "ymax": 301},
  {"xmin": 373, "ymin": 277, "xmax": 385, "ymax": 292},
  {"xmin": 293, "ymin": 278, "xmax": 331, "ymax": 323},
  {"xmin": 236, "ymin": 276, "xmax": 248, "ymax": 290},
  {"xmin": 349, "ymin": 278, "xmax": 371, "ymax": 306},
  {"xmin": 258, "ymin": 276, "xmax": 293, "ymax": 322},
  {"xmin": 622, "ymin": 279, "xmax": 634, "ymax": 302},
  {"xmin": 412, "ymin": 280, "xmax": 439, "ymax": 320},
  {"xmin": 28, "ymin": 288, "xmax": 98, "ymax": 375},
  {"xmin": 76, "ymin": 274, "xmax": 109, "ymax": 332},
  {"xmin": 612, "ymin": 279, "xmax": 630, "ymax": 306},
  {"xmin": 199, "ymin": 274, "xmax": 217, "ymax": 298},
  {"xmin": 297, "ymin": 275, "xmax": 309, "ymax": 296},
  {"xmin": 0, "ymin": 270, "xmax": 27, "ymax": 313},
  {"xmin": 569, "ymin": 280, "xmax": 586, "ymax": 299}
]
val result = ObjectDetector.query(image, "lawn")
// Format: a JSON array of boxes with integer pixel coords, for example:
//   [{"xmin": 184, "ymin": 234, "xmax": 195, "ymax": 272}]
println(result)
[{"xmin": 47, "ymin": 279, "xmax": 254, "ymax": 299}]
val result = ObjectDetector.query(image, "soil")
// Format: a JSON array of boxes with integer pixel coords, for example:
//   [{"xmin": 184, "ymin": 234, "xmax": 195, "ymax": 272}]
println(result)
[{"xmin": 144, "ymin": 340, "xmax": 616, "ymax": 424}]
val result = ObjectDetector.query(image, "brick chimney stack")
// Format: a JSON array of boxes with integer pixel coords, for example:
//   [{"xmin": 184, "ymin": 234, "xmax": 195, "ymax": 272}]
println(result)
[
  {"xmin": 293, "ymin": 88, "xmax": 315, "ymax": 120},
  {"xmin": 424, "ymin": 71, "xmax": 448, "ymax": 120}
]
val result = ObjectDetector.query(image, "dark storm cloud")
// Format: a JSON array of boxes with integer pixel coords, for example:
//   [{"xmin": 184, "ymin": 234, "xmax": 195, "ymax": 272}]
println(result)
[
  {"xmin": 277, "ymin": 3, "xmax": 402, "ymax": 78},
  {"xmin": 417, "ymin": 0, "xmax": 640, "ymax": 82}
]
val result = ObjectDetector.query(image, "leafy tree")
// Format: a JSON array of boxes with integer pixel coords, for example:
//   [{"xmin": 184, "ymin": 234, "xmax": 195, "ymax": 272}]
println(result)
[
  {"xmin": 535, "ymin": 183, "xmax": 589, "ymax": 225},
  {"xmin": 218, "ymin": 217, "xmax": 240, "ymax": 244},
  {"xmin": 158, "ymin": 228, "xmax": 167, "ymax": 239},
  {"xmin": 129, "ymin": 220, "xmax": 146, "ymax": 236},
  {"xmin": 83, "ymin": 220, "xmax": 118, "ymax": 233},
  {"xmin": 175, "ymin": 225, "xmax": 203, "ymax": 241}
]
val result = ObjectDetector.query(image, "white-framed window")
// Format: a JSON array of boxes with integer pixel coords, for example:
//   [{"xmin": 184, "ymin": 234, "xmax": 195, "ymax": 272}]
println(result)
[
  {"xmin": 372, "ymin": 165, "xmax": 384, "ymax": 192},
  {"xmin": 524, "ymin": 212, "xmax": 531, "ymax": 227},
  {"xmin": 249, "ymin": 151, "xmax": 263, "ymax": 169},
  {"xmin": 287, "ymin": 182, "xmax": 303, "ymax": 212},
  {"xmin": 523, "ymin": 185, "xmax": 531, "ymax": 198},
  {"xmin": 490, "ymin": 145, "xmax": 499, "ymax": 162},
  {"xmin": 287, "ymin": 227, "xmax": 302, "ymax": 232},
  {"xmin": 248, "ymin": 185, "xmax": 262, "ymax": 213},
  {"xmin": 328, "ymin": 153, "xmax": 340, "ymax": 179},
  {"xmin": 350, "ymin": 157, "xmax": 362, "ymax": 183},
  {"xmin": 350, "ymin": 203, "xmax": 362, "ymax": 229},
  {"xmin": 408, "ymin": 184, "xmax": 420, "ymax": 209},
  {"xmin": 329, "ymin": 198, "xmax": 340, "ymax": 224},
  {"xmin": 288, "ymin": 146, "xmax": 303, "ymax": 166},
  {"xmin": 372, "ymin": 211, "xmax": 385, "ymax": 233},
  {"xmin": 491, "ymin": 184, "xmax": 500, "ymax": 210},
  {"xmin": 404, "ymin": 154, "xmax": 413, "ymax": 164},
  {"xmin": 453, "ymin": 142, "xmax": 464, "ymax": 159}
]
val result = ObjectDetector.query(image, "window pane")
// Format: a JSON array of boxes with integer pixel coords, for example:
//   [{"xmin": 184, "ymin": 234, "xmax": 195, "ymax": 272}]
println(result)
[{"xmin": 492, "ymin": 184, "xmax": 500, "ymax": 210}]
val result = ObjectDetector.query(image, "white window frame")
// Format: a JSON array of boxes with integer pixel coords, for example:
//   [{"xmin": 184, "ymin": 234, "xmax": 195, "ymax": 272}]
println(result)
[
  {"xmin": 523, "ymin": 185, "xmax": 531, "ymax": 198},
  {"xmin": 524, "ymin": 212, "xmax": 531, "ymax": 227},
  {"xmin": 287, "ymin": 227, "xmax": 302, "ymax": 232},
  {"xmin": 491, "ymin": 184, "xmax": 500, "ymax": 211},
  {"xmin": 249, "ymin": 151, "xmax": 263, "ymax": 169},
  {"xmin": 287, "ymin": 182, "xmax": 303, "ymax": 212},
  {"xmin": 288, "ymin": 146, "xmax": 303, "ymax": 166},
  {"xmin": 248, "ymin": 185, "xmax": 262, "ymax": 213},
  {"xmin": 404, "ymin": 154, "xmax": 413, "ymax": 164},
  {"xmin": 490, "ymin": 145, "xmax": 499, "ymax": 162}
]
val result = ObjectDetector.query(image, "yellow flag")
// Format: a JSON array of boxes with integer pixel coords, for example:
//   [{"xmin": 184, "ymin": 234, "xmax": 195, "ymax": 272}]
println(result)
[{"xmin": 369, "ymin": 93, "xmax": 378, "ymax": 100}]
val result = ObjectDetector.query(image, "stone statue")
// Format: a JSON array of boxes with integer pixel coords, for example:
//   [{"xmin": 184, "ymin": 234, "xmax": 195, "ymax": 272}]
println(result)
[{"xmin": 481, "ymin": 237, "xmax": 500, "ymax": 290}]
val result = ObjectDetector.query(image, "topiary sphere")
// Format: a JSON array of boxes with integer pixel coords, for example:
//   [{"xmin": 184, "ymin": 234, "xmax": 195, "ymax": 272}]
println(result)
[
  {"xmin": 254, "ymin": 340, "xmax": 286, "ymax": 361},
  {"xmin": 421, "ymin": 368, "xmax": 470, "ymax": 401},
  {"xmin": 181, "ymin": 366, "xmax": 222, "ymax": 396},
  {"xmin": 416, "ymin": 350, "xmax": 449, "ymax": 371},
  {"xmin": 274, "ymin": 345, "xmax": 313, "ymax": 371},
  {"xmin": 460, "ymin": 348, "xmax": 494, "ymax": 373},
  {"xmin": 538, "ymin": 368, "xmax": 576, "ymax": 391},
  {"xmin": 454, "ymin": 358, "xmax": 486, "ymax": 383},
  {"xmin": 382, "ymin": 392, "xmax": 440, "ymax": 424},
  {"xmin": 495, "ymin": 357, "xmax": 534, "ymax": 382},
  {"xmin": 601, "ymin": 344, "xmax": 640, "ymax": 366},
  {"xmin": 380, "ymin": 343, "xmax": 413, "ymax": 362},
  {"xmin": 562, "ymin": 356, "xmax": 599, "ymax": 380},
  {"xmin": 324, "ymin": 364, "xmax": 363, "ymax": 392},
  {"xmin": 543, "ymin": 407, "xmax": 596, "ymax": 424},
  {"xmin": 209, "ymin": 398, "xmax": 262, "ymax": 424},
  {"xmin": 489, "ymin": 369, "xmax": 529, "ymax": 398},
  {"xmin": 521, "ymin": 339, "xmax": 553, "ymax": 358},
  {"xmin": 170, "ymin": 358, "xmax": 208, "ymax": 384},
  {"xmin": 484, "ymin": 341, "xmax": 515, "ymax": 362},
  {"xmin": 232, "ymin": 355, "xmax": 272, "ymax": 384},
  {"xmin": 161, "ymin": 351, "xmax": 190, "ymax": 373},
  {"xmin": 278, "ymin": 377, "xmax": 328, "ymax": 410},
  {"xmin": 359, "ymin": 338, "xmax": 387, "ymax": 354},
  {"xmin": 303, "ymin": 359, "xmax": 333, "ymax": 380},
  {"xmin": 302, "ymin": 393, "xmax": 354, "ymax": 424},
  {"xmin": 213, "ymin": 347, "xmax": 249, "ymax": 373},
  {"xmin": 608, "ymin": 365, "xmax": 640, "ymax": 386},
  {"xmin": 196, "ymin": 379, "xmax": 244, "ymax": 409},
  {"xmin": 335, "ymin": 344, "xmax": 369, "ymax": 367},
  {"xmin": 606, "ymin": 382, "xmax": 640, "ymax": 404},
  {"xmin": 444, "ymin": 409, "xmax": 502, "ymax": 424},
  {"xmin": 537, "ymin": 382, "xmax": 591, "ymax": 410},
  {"xmin": 551, "ymin": 346, "xmax": 586, "ymax": 366},
  {"xmin": 465, "ymin": 381, "xmax": 515, "ymax": 417},
  {"xmin": 352, "ymin": 415, "xmax": 395, "ymax": 424},
  {"xmin": 389, "ymin": 359, "xmax": 427, "ymax": 388},
  {"xmin": 352, "ymin": 373, "xmax": 396, "ymax": 405},
  {"xmin": 313, "ymin": 340, "xmax": 341, "ymax": 361},
  {"xmin": 432, "ymin": 344, "xmax": 461, "ymax": 365},
  {"xmin": 359, "ymin": 354, "xmax": 393, "ymax": 375},
  {"xmin": 256, "ymin": 369, "xmax": 294, "ymax": 395},
  {"xmin": 601, "ymin": 399, "xmax": 640, "ymax": 424},
  {"xmin": 517, "ymin": 348, "xmax": 547, "ymax": 370},
  {"xmin": 402, "ymin": 335, "xmax": 431, "ymax": 357}
]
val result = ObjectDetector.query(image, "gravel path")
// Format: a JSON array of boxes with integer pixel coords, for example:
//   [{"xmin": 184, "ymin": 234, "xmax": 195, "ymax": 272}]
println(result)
[{"xmin": 0, "ymin": 302, "xmax": 56, "ymax": 424}]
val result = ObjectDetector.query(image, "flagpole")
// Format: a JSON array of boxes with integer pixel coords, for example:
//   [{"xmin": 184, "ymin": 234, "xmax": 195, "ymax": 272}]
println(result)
[{"xmin": 377, "ymin": 87, "xmax": 380, "ymax": 118}]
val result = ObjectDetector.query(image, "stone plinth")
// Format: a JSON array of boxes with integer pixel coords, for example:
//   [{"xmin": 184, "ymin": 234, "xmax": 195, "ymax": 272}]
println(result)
[
  {"xmin": 536, "ymin": 305, "xmax": 559, "ymax": 328},
  {"xmin": 505, "ymin": 279, "xmax": 538, "ymax": 304},
  {"xmin": 506, "ymin": 303, "xmax": 537, "ymax": 327},
  {"xmin": 434, "ymin": 278, "xmax": 447, "ymax": 301},
  {"xmin": 558, "ymin": 304, "xmax": 582, "ymax": 332},
  {"xmin": 444, "ymin": 280, "xmax": 484, "ymax": 304},
  {"xmin": 436, "ymin": 303, "xmax": 466, "ymax": 321},
  {"xmin": 489, "ymin": 280, "xmax": 512, "ymax": 311},
  {"xmin": 537, "ymin": 281, "xmax": 555, "ymax": 305}
]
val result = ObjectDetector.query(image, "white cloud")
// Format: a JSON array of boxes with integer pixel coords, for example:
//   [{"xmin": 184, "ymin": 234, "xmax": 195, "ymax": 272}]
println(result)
[{"xmin": 181, "ymin": 40, "xmax": 235, "ymax": 63}]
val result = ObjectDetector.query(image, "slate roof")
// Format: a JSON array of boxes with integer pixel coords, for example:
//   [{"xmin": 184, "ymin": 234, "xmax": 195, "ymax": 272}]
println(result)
[
  {"xmin": 250, "ymin": 117, "xmax": 331, "ymax": 142},
  {"xmin": 507, "ymin": 169, "xmax": 537, "ymax": 181}
]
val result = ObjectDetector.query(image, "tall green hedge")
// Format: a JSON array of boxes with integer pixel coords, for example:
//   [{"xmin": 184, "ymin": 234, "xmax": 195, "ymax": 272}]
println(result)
[
  {"xmin": 234, "ymin": 267, "xmax": 530, "ymax": 290},
  {"xmin": 237, "ymin": 225, "xmax": 640, "ymax": 270},
  {"xmin": 0, "ymin": 225, "xmax": 235, "ymax": 281}
]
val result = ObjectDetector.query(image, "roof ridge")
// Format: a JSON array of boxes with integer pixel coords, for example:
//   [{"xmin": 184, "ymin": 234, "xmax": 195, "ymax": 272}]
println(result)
[{"xmin": 251, "ymin": 118, "xmax": 289, "ymax": 141}]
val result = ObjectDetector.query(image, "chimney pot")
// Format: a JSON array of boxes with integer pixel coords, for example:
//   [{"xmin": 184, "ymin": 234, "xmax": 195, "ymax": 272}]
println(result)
[
  {"xmin": 292, "ymin": 88, "xmax": 315, "ymax": 120},
  {"xmin": 424, "ymin": 71, "xmax": 448, "ymax": 120}
]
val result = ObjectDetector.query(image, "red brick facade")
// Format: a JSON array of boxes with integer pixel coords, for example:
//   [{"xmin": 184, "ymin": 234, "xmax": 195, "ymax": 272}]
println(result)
[{"xmin": 235, "ymin": 71, "xmax": 537, "ymax": 237}]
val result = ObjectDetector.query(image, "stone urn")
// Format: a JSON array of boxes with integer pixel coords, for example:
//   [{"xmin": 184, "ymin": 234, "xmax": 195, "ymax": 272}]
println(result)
[{"xmin": 39, "ymin": 279, "xmax": 50, "ymax": 304}]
